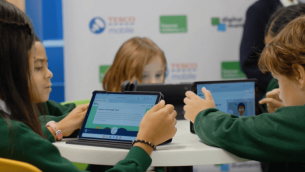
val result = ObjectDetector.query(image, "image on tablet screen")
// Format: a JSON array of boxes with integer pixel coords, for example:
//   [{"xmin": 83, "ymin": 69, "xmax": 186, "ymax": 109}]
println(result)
[
  {"xmin": 197, "ymin": 82, "xmax": 255, "ymax": 117},
  {"xmin": 82, "ymin": 93, "xmax": 158, "ymax": 141}
]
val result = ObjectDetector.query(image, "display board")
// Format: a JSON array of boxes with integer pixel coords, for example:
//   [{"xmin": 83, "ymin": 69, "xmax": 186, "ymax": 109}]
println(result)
[
  {"xmin": 63, "ymin": 0, "xmax": 256, "ymax": 101},
  {"xmin": 63, "ymin": 1, "xmax": 262, "ymax": 171}
]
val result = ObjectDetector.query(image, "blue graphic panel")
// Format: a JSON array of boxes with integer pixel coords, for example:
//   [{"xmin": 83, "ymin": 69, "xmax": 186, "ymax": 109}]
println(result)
[
  {"xmin": 217, "ymin": 23, "xmax": 226, "ymax": 32},
  {"xmin": 25, "ymin": 0, "xmax": 43, "ymax": 39},
  {"xmin": 45, "ymin": 47, "xmax": 64, "ymax": 83},
  {"xmin": 221, "ymin": 164, "xmax": 230, "ymax": 171},
  {"xmin": 42, "ymin": 0, "xmax": 63, "ymax": 40},
  {"xmin": 49, "ymin": 86, "xmax": 65, "ymax": 103},
  {"xmin": 89, "ymin": 17, "xmax": 106, "ymax": 34},
  {"xmin": 45, "ymin": 46, "xmax": 64, "ymax": 103}
]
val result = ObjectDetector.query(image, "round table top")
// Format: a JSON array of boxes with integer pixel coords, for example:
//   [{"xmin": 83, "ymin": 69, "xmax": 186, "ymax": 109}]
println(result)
[{"xmin": 53, "ymin": 120, "xmax": 248, "ymax": 166}]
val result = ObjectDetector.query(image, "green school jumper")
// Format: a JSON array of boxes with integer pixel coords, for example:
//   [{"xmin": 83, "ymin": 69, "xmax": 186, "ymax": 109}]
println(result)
[
  {"xmin": 193, "ymin": 106, "xmax": 305, "ymax": 171},
  {"xmin": 38, "ymin": 100, "xmax": 75, "ymax": 127},
  {"xmin": 0, "ymin": 117, "xmax": 152, "ymax": 172},
  {"xmin": 36, "ymin": 100, "xmax": 165, "ymax": 172},
  {"xmin": 38, "ymin": 100, "xmax": 76, "ymax": 140}
]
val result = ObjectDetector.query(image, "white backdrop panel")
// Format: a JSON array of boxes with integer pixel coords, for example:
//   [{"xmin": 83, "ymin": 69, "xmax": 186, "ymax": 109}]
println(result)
[{"xmin": 63, "ymin": 0, "xmax": 257, "ymax": 101}]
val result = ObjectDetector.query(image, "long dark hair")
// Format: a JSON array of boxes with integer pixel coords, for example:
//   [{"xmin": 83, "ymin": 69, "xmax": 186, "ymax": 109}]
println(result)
[
  {"xmin": 265, "ymin": 4, "xmax": 305, "ymax": 37},
  {"xmin": 0, "ymin": 0, "xmax": 43, "ymax": 136}
]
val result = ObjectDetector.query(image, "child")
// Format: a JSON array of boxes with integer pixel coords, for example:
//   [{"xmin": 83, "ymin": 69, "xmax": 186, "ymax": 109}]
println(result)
[
  {"xmin": 102, "ymin": 37, "xmax": 168, "ymax": 172},
  {"xmin": 184, "ymin": 15, "xmax": 305, "ymax": 171},
  {"xmin": 0, "ymin": 1, "xmax": 177, "ymax": 171},
  {"xmin": 32, "ymin": 35, "xmax": 81, "ymax": 138},
  {"xmin": 259, "ymin": 4, "xmax": 305, "ymax": 114},
  {"xmin": 103, "ymin": 37, "xmax": 166, "ymax": 92}
]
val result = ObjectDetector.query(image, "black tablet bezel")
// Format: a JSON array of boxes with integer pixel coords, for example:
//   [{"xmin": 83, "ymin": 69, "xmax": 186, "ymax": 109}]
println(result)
[
  {"xmin": 135, "ymin": 83, "xmax": 192, "ymax": 119},
  {"xmin": 78, "ymin": 91, "xmax": 162, "ymax": 142},
  {"xmin": 190, "ymin": 79, "xmax": 258, "ymax": 134}
]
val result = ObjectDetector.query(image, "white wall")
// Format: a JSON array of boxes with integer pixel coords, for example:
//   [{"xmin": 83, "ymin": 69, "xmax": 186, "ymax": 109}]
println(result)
[{"xmin": 63, "ymin": 0, "xmax": 257, "ymax": 101}]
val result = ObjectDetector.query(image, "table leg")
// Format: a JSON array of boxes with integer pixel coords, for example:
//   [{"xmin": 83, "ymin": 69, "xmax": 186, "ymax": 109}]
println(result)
[{"xmin": 166, "ymin": 166, "xmax": 193, "ymax": 172}]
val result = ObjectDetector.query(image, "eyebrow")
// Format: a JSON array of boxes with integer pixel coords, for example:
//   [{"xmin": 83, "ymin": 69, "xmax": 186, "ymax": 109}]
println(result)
[{"xmin": 34, "ymin": 58, "xmax": 48, "ymax": 63}]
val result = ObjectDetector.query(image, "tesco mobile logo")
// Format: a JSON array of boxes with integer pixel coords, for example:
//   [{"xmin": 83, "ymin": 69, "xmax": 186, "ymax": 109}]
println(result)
[
  {"xmin": 108, "ymin": 17, "xmax": 135, "ymax": 26},
  {"xmin": 170, "ymin": 63, "xmax": 198, "ymax": 80},
  {"xmin": 89, "ymin": 17, "xmax": 106, "ymax": 34},
  {"xmin": 90, "ymin": 16, "xmax": 135, "ymax": 34}
]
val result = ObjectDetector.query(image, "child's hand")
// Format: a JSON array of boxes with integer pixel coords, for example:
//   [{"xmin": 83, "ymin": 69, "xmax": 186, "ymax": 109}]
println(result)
[
  {"xmin": 136, "ymin": 100, "xmax": 177, "ymax": 147},
  {"xmin": 184, "ymin": 87, "xmax": 215, "ymax": 123},
  {"xmin": 259, "ymin": 88, "xmax": 284, "ymax": 113},
  {"xmin": 57, "ymin": 103, "xmax": 89, "ymax": 137}
]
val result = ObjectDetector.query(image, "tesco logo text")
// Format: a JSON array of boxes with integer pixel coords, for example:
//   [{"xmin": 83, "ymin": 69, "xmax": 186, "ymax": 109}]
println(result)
[{"xmin": 109, "ymin": 17, "xmax": 135, "ymax": 25}]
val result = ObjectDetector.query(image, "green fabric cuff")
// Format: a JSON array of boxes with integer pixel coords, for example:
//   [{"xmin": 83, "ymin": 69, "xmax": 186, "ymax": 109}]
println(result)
[
  {"xmin": 126, "ymin": 146, "xmax": 152, "ymax": 171},
  {"xmin": 42, "ymin": 126, "xmax": 55, "ymax": 142},
  {"xmin": 194, "ymin": 108, "xmax": 218, "ymax": 134}
]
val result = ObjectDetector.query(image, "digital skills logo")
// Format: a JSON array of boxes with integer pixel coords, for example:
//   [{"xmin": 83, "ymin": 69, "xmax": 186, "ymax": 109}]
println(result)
[
  {"xmin": 214, "ymin": 162, "xmax": 261, "ymax": 172},
  {"xmin": 169, "ymin": 63, "xmax": 197, "ymax": 81},
  {"xmin": 215, "ymin": 164, "xmax": 230, "ymax": 172},
  {"xmin": 90, "ymin": 17, "xmax": 106, "ymax": 34},
  {"xmin": 211, "ymin": 17, "xmax": 243, "ymax": 32},
  {"xmin": 89, "ymin": 16, "xmax": 135, "ymax": 34}
]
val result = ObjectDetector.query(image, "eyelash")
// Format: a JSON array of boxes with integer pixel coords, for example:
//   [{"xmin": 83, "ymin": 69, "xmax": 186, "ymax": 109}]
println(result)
[
  {"xmin": 35, "ymin": 65, "xmax": 50, "ymax": 71},
  {"xmin": 156, "ymin": 74, "xmax": 162, "ymax": 78},
  {"xmin": 35, "ymin": 67, "xmax": 43, "ymax": 71}
]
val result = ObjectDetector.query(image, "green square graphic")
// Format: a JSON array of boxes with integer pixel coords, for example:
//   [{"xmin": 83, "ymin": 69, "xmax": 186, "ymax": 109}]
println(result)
[
  {"xmin": 211, "ymin": 18, "xmax": 220, "ymax": 26},
  {"xmin": 99, "ymin": 65, "xmax": 110, "ymax": 83},
  {"xmin": 221, "ymin": 61, "xmax": 246, "ymax": 79},
  {"xmin": 160, "ymin": 15, "xmax": 187, "ymax": 33}
]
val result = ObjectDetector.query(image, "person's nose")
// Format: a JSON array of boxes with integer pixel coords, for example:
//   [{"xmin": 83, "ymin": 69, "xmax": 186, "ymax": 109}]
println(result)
[
  {"xmin": 149, "ymin": 77, "xmax": 156, "ymax": 84},
  {"xmin": 46, "ymin": 68, "xmax": 53, "ymax": 79}
]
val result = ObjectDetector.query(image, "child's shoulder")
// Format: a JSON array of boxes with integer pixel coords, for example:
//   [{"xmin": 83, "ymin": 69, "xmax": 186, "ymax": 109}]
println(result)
[{"xmin": 0, "ymin": 117, "xmax": 34, "ymax": 133}]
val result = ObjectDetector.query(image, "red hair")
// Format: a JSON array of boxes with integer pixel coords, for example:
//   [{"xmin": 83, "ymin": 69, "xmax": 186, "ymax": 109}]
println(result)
[
  {"xmin": 103, "ymin": 37, "xmax": 166, "ymax": 92},
  {"xmin": 259, "ymin": 15, "xmax": 305, "ymax": 79}
]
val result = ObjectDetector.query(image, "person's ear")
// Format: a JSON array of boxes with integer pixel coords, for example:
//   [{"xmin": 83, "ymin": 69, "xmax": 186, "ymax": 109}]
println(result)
[{"xmin": 295, "ymin": 64, "xmax": 305, "ymax": 89}]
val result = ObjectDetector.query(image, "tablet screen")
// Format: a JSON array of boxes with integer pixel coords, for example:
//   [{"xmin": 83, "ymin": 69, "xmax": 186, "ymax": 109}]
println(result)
[
  {"xmin": 196, "ymin": 82, "xmax": 255, "ymax": 117},
  {"xmin": 80, "ymin": 92, "xmax": 159, "ymax": 142}
]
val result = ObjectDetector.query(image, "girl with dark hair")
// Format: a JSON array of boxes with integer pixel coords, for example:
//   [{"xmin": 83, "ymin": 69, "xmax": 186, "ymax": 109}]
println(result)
[
  {"xmin": 32, "ymin": 35, "xmax": 81, "ymax": 138},
  {"xmin": 184, "ymin": 15, "xmax": 305, "ymax": 171},
  {"xmin": 264, "ymin": 4, "xmax": 305, "ymax": 43},
  {"xmin": 0, "ymin": 1, "xmax": 177, "ymax": 171}
]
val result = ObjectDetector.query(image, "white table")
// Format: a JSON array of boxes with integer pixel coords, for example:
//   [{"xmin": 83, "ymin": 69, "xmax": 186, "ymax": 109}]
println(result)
[{"xmin": 53, "ymin": 120, "xmax": 249, "ymax": 166}]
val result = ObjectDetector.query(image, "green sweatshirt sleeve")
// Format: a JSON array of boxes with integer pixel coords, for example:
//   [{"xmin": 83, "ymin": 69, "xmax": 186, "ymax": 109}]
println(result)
[
  {"xmin": 44, "ymin": 100, "xmax": 76, "ymax": 117},
  {"xmin": 38, "ymin": 100, "xmax": 77, "ymax": 142},
  {"xmin": 0, "ymin": 118, "xmax": 85, "ymax": 172},
  {"xmin": 39, "ymin": 100, "xmax": 76, "ymax": 121},
  {"xmin": 0, "ymin": 118, "xmax": 152, "ymax": 172},
  {"xmin": 106, "ymin": 146, "xmax": 152, "ymax": 172},
  {"xmin": 194, "ymin": 106, "xmax": 305, "ymax": 163}
]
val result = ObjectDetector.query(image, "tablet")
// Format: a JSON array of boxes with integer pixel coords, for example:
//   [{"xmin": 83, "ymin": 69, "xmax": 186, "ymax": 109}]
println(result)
[
  {"xmin": 67, "ymin": 91, "xmax": 164, "ymax": 149},
  {"xmin": 136, "ymin": 83, "xmax": 191, "ymax": 119},
  {"xmin": 190, "ymin": 79, "xmax": 257, "ymax": 133}
]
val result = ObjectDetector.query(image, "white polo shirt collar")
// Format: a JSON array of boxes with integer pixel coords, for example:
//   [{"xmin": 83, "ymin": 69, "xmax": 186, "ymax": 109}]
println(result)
[
  {"xmin": 280, "ymin": 0, "xmax": 299, "ymax": 7},
  {"xmin": 0, "ymin": 99, "xmax": 11, "ymax": 115}
]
